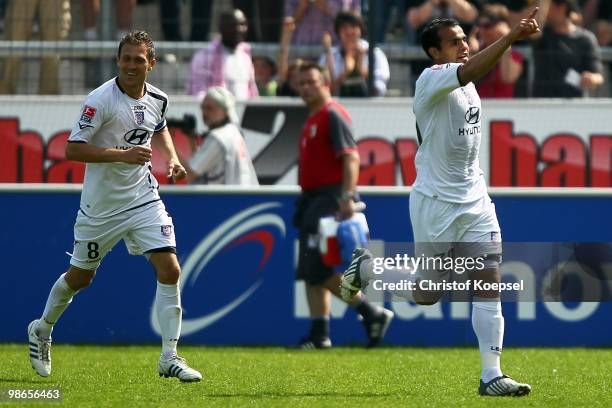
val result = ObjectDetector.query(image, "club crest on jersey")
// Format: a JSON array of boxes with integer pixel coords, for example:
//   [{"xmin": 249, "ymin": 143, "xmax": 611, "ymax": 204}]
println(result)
[
  {"xmin": 80, "ymin": 105, "xmax": 97, "ymax": 124},
  {"xmin": 134, "ymin": 110, "xmax": 145, "ymax": 125},
  {"xmin": 161, "ymin": 225, "xmax": 173, "ymax": 237},
  {"xmin": 309, "ymin": 124, "xmax": 317, "ymax": 138}
]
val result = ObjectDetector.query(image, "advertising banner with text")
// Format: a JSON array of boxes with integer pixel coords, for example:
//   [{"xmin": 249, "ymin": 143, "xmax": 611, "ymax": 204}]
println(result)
[
  {"xmin": 1, "ymin": 97, "xmax": 610, "ymax": 187},
  {"xmin": 1, "ymin": 186, "xmax": 611, "ymax": 346}
]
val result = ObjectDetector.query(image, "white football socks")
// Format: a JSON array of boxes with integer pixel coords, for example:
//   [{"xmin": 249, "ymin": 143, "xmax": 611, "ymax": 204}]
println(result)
[
  {"xmin": 156, "ymin": 282, "xmax": 182, "ymax": 358},
  {"xmin": 37, "ymin": 273, "xmax": 77, "ymax": 338},
  {"xmin": 472, "ymin": 297, "xmax": 504, "ymax": 382}
]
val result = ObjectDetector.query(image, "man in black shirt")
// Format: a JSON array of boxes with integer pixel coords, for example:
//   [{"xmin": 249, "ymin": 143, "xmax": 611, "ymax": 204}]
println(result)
[{"xmin": 532, "ymin": 0, "xmax": 603, "ymax": 97}]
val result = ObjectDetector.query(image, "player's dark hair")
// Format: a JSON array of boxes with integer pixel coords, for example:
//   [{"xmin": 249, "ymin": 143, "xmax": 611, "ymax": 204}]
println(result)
[
  {"xmin": 334, "ymin": 11, "xmax": 366, "ymax": 37},
  {"xmin": 298, "ymin": 61, "xmax": 331, "ymax": 84},
  {"xmin": 118, "ymin": 31, "xmax": 155, "ymax": 61},
  {"xmin": 421, "ymin": 18, "xmax": 460, "ymax": 59}
]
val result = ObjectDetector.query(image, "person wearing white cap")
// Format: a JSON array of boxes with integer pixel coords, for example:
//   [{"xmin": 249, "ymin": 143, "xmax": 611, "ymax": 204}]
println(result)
[{"xmin": 186, "ymin": 86, "xmax": 259, "ymax": 185}]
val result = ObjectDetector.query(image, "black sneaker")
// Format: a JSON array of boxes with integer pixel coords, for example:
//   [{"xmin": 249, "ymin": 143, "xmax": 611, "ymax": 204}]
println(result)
[
  {"xmin": 362, "ymin": 308, "xmax": 394, "ymax": 348},
  {"xmin": 479, "ymin": 375, "xmax": 531, "ymax": 396},
  {"xmin": 298, "ymin": 336, "xmax": 332, "ymax": 349}
]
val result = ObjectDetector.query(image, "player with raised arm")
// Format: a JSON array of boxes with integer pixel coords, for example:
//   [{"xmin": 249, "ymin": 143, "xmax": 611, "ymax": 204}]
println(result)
[
  {"xmin": 27, "ymin": 31, "xmax": 202, "ymax": 382},
  {"xmin": 341, "ymin": 9, "xmax": 541, "ymax": 397}
]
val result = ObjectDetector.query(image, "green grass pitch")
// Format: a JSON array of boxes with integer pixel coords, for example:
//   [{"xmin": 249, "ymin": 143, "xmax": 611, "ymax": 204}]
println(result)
[{"xmin": 2, "ymin": 345, "xmax": 610, "ymax": 407}]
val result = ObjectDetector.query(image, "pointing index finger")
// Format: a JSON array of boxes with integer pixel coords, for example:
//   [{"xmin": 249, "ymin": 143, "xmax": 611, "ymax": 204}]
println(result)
[{"xmin": 528, "ymin": 7, "xmax": 539, "ymax": 20}]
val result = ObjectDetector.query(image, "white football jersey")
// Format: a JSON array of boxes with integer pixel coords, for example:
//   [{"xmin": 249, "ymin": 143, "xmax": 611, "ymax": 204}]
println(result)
[
  {"xmin": 412, "ymin": 63, "xmax": 487, "ymax": 203},
  {"xmin": 189, "ymin": 122, "xmax": 259, "ymax": 186},
  {"xmin": 68, "ymin": 78, "xmax": 169, "ymax": 218}
]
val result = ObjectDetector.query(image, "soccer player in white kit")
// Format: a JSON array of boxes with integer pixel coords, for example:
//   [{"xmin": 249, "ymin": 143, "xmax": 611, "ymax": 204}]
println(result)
[
  {"xmin": 341, "ymin": 10, "xmax": 541, "ymax": 397},
  {"xmin": 27, "ymin": 31, "xmax": 202, "ymax": 382}
]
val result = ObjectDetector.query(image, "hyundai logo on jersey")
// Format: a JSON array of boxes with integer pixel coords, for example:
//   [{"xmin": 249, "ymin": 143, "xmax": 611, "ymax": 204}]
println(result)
[
  {"xmin": 465, "ymin": 107, "xmax": 481, "ymax": 124},
  {"xmin": 123, "ymin": 128, "xmax": 150, "ymax": 145}
]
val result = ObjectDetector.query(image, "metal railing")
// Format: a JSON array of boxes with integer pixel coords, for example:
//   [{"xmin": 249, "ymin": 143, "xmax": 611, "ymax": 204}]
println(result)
[{"xmin": 0, "ymin": 41, "xmax": 611, "ymax": 97}]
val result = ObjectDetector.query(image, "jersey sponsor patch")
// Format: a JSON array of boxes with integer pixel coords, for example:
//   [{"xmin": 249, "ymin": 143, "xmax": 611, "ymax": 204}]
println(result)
[
  {"xmin": 464, "ymin": 106, "xmax": 481, "ymax": 124},
  {"xmin": 80, "ymin": 105, "xmax": 97, "ymax": 124},
  {"xmin": 123, "ymin": 128, "xmax": 150, "ymax": 145}
]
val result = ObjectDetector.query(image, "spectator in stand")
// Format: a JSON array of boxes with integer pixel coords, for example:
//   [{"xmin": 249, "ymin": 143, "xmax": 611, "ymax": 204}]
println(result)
[
  {"xmin": 159, "ymin": 0, "xmax": 212, "ymax": 41},
  {"xmin": 0, "ymin": 0, "xmax": 7, "ymax": 33},
  {"xmin": 576, "ymin": 0, "xmax": 599, "ymax": 28},
  {"xmin": 81, "ymin": 0, "xmax": 135, "ymax": 41},
  {"xmin": 407, "ymin": 0, "xmax": 480, "ymax": 37},
  {"xmin": 0, "ymin": 0, "xmax": 71, "ymax": 94},
  {"xmin": 319, "ymin": 11, "xmax": 390, "ymax": 96},
  {"xmin": 532, "ymin": 0, "xmax": 604, "ymax": 97},
  {"xmin": 492, "ymin": 0, "xmax": 536, "ymax": 27},
  {"xmin": 368, "ymin": 0, "xmax": 413, "ymax": 43},
  {"xmin": 187, "ymin": 9, "xmax": 258, "ymax": 99},
  {"xmin": 278, "ymin": 59, "xmax": 305, "ymax": 96},
  {"xmin": 233, "ymin": 0, "xmax": 283, "ymax": 42},
  {"xmin": 253, "ymin": 56, "xmax": 278, "ymax": 96},
  {"xmin": 80, "ymin": 0, "xmax": 136, "ymax": 88},
  {"xmin": 406, "ymin": 0, "xmax": 481, "ymax": 84},
  {"xmin": 595, "ymin": 0, "xmax": 612, "ymax": 45},
  {"xmin": 473, "ymin": 4, "xmax": 524, "ymax": 97},
  {"xmin": 285, "ymin": 0, "xmax": 360, "ymax": 45},
  {"xmin": 276, "ymin": 16, "xmax": 304, "ymax": 97}
]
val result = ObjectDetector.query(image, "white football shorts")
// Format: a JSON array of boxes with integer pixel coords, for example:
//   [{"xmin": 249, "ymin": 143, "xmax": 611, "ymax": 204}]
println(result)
[
  {"xmin": 70, "ymin": 201, "xmax": 176, "ymax": 270},
  {"xmin": 409, "ymin": 190, "xmax": 502, "ymax": 282}
]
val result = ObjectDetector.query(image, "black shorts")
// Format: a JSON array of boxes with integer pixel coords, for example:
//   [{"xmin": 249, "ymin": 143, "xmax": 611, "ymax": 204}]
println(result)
[{"xmin": 294, "ymin": 185, "xmax": 341, "ymax": 285}]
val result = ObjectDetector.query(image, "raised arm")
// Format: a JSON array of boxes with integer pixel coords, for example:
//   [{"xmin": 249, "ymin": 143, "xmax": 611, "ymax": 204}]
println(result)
[
  {"xmin": 278, "ymin": 17, "xmax": 296, "ymax": 82},
  {"xmin": 458, "ymin": 7, "xmax": 540, "ymax": 85},
  {"xmin": 526, "ymin": 0, "xmax": 550, "ymax": 36},
  {"xmin": 291, "ymin": 0, "xmax": 311, "ymax": 24}
]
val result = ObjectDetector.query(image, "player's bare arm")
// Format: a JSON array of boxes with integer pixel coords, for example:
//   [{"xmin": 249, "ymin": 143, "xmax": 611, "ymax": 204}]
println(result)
[
  {"xmin": 65, "ymin": 142, "xmax": 152, "ymax": 165},
  {"xmin": 338, "ymin": 150, "xmax": 359, "ymax": 220},
  {"xmin": 458, "ymin": 7, "xmax": 540, "ymax": 85},
  {"xmin": 152, "ymin": 126, "xmax": 187, "ymax": 181}
]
